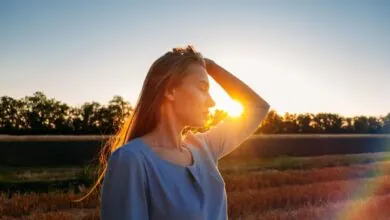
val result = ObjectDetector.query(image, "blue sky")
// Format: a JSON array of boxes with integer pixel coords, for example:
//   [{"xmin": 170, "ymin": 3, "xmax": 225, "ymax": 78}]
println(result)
[{"xmin": 1, "ymin": 1, "xmax": 389, "ymax": 117}]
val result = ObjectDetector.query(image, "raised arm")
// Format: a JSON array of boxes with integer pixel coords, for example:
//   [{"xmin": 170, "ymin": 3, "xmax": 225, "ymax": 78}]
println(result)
[
  {"xmin": 195, "ymin": 59, "xmax": 270, "ymax": 162},
  {"xmin": 205, "ymin": 58, "xmax": 270, "ymax": 110}
]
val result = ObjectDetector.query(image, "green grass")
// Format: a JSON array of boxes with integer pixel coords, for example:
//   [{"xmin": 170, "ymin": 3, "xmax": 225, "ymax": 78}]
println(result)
[
  {"xmin": 0, "ymin": 166, "xmax": 97, "ymax": 194},
  {"xmin": 2, "ymin": 152, "xmax": 390, "ymax": 183}
]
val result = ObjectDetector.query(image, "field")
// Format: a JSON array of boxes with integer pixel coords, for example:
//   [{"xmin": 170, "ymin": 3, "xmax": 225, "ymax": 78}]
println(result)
[{"xmin": 2, "ymin": 135, "xmax": 390, "ymax": 219}]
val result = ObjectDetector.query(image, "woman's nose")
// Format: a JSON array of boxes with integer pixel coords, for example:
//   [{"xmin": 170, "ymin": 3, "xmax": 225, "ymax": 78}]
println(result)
[{"xmin": 207, "ymin": 96, "xmax": 216, "ymax": 108}]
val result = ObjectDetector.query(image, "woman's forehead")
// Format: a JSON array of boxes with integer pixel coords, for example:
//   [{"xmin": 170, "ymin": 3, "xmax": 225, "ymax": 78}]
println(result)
[{"xmin": 184, "ymin": 64, "xmax": 209, "ymax": 84}]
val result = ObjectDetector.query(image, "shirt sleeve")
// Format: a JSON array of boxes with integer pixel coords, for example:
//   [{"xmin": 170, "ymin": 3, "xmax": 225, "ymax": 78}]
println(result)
[
  {"xmin": 100, "ymin": 147, "xmax": 149, "ymax": 220},
  {"xmin": 196, "ymin": 103, "xmax": 270, "ymax": 163}
]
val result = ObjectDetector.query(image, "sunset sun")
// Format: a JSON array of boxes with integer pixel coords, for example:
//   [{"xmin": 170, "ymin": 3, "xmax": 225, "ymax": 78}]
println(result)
[
  {"xmin": 208, "ymin": 79, "xmax": 245, "ymax": 117},
  {"xmin": 224, "ymin": 100, "xmax": 244, "ymax": 117},
  {"xmin": 213, "ymin": 99, "xmax": 244, "ymax": 117}
]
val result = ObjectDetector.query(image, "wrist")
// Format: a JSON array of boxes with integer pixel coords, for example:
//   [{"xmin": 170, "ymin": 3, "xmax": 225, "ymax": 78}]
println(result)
[{"xmin": 204, "ymin": 58, "xmax": 217, "ymax": 74}]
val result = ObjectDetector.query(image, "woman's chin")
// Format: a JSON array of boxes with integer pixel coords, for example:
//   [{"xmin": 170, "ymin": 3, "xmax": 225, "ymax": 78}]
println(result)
[
  {"xmin": 199, "ymin": 118, "xmax": 208, "ymax": 126},
  {"xmin": 187, "ymin": 116, "xmax": 208, "ymax": 128},
  {"xmin": 191, "ymin": 119, "xmax": 206, "ymax": 128}
]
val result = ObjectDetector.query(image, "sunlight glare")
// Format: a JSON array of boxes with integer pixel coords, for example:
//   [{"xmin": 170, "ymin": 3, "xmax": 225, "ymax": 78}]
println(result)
[
  {"xmin": 208, "ymin": 77, "xmax": 245, "ymax": 117},
  {"xmin": 224, "ymin": 100, "xmax": 244, "ymax": 117}
]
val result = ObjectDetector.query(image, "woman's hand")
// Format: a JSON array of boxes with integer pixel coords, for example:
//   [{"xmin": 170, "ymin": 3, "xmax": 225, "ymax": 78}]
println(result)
[{"xmin": 204, "ymin": 58, "xmax": 217, "ymax": 74}]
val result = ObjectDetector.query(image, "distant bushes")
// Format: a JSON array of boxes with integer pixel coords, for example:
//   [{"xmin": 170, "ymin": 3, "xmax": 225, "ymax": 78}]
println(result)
[
  {"xmin": 229, "ymin": 134, "xmax": 390, "ymax": 158},
  {"xmin": 0, "ymin": 136, "xmax": 107, "ymax": 167},
  {"xmin": 1, "ymin": 135, "xmax": 390, "ymax": 167}
]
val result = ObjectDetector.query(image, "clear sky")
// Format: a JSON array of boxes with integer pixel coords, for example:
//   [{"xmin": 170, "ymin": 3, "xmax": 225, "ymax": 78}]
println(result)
[{"xmin": 1, "ymin": 1, "xmax": 389, "ymax": 117}]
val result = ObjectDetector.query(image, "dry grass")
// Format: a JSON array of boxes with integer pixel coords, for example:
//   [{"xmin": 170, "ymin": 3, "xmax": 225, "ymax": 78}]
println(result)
[
  {"xmin": 223, "ymin": 161, "xmax": 390, "ymax": 191},
  {"xmin": 3, "ymin": 174, "xmax": 390, "ymax": 219},
  {"xmin": 0, "ymin": 208, "xmax": 98, "ymax": 220},
  {"xmin": 250, "ymin": 194, "xmax": 390, "ymax": 220},
  {"xmin": 227, "ymin": 175, "xmax": 390, "ymax": 218},
  {"xmin": 0, "ymin": 190, "xmax": 99, "ymax": 218}
]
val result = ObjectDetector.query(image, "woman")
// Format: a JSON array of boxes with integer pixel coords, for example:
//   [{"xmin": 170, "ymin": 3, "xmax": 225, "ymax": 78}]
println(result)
[{"xmin": 99, "ymin": 46, "xmax": 270, "ymax": 219}]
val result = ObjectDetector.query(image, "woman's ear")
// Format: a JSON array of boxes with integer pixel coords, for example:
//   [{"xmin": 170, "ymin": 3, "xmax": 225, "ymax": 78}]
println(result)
[{"xmin": 164, "ymin": 87, "xmax": 176, "ymax": 101}]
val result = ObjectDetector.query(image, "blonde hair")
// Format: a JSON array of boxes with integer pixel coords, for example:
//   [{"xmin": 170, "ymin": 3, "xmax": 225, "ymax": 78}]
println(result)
[{"xmin": 73, "ymin": 45, "xmax": 205, "ymax": 202}]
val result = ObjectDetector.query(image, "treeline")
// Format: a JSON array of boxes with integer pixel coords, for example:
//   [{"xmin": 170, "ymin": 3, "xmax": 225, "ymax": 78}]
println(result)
[
  {"xmin": 0, "ymin": 91, "xmax": 389, "ymax": 135},
  {"xmin": 259, "ymin": 110, "xmax": 390, "ymax": 134}
]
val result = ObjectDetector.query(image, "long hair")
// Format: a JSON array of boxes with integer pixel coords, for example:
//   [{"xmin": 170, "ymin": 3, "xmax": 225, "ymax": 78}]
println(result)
[{"xmin": 73, "ymin": 45, "xmax": 205, "ymax": 202}]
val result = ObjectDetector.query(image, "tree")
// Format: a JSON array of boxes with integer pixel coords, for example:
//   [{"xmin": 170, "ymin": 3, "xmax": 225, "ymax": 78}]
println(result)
[
  {"xmin": 0, "ymin": 96, "xmax": 26, "ymax": 133},
  {"xmin": 106, "ymin": 95, "xmax": 133, "ymax": 131},
  {"xmin": 367, "ymin": 116, "xmax": 382, "ymax": 133},
  {"xmin": 80, "ymin": 102, "xmax": 102, "ymax": 134},
  {"xmin": 281, "ymin": 112, "xmax": 300, "ymax": 133},
  {"xmin": 69, "ymin": 106, "xmax": 84, "ymax": 134},
  {"xmin": 380, "ymin": 113, "xmax": 390, "ymax": 134},
  {"xmin": 256, "ymin": 110, "xmax": 283, "ymax": 134},
  {"xmin": 20, "ymin": 91, "xmax": 71, "ymax": 134},
  {"xmin": 296, "ymin": 113, "xmax": 316, "ymax": 133},
  {"xmin": 353, "ymin": 116, "xmax": 370, "ymax": 134}
]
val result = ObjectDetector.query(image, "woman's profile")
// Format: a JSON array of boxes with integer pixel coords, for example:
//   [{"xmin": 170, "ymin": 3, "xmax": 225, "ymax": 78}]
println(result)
[{"xmin": 77, "ymin": 45, "xmax": 270, "ymax": 220}]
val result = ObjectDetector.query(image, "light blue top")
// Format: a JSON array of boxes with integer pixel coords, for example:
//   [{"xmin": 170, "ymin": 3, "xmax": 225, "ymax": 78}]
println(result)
[{"xmin": 100, "ymin": 104, "xmax": 269, "ymax": 220}]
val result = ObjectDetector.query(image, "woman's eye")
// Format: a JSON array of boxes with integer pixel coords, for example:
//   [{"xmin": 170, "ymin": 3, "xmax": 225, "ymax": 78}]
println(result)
[{"xmin": 200, "ymin": 87, "xmax": 207, "ymax": 92}]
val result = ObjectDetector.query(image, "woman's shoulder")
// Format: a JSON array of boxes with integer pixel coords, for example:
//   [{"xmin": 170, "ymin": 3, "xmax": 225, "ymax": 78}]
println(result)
[
  {"xmin": 183, "ymin": 131, "xmax": 207, "ymax": 148},
  {"xmin": 108, "ymin": 138, "xmax": 146, "ymax": 165},
  {"xmin": 184, "ymin": 131, "xmax": 217, "ymax": 164},
  {"xmin": 105, "ymin": 139, "xmax": 148, "ymax": 184}
]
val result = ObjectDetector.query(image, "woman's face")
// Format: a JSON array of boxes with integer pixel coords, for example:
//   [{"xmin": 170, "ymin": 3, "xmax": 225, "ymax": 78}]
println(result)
[{"xmin": 170, "ymin": 63, "xmax": 216, "ymax": 128}]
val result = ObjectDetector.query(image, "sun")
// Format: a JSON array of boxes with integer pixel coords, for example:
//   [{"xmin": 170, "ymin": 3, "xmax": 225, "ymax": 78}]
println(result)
[
  {"xmin": 226, "ymin": 100, "xmax": 244, "ymax": 117},
  {"xmin": 208, "ymin": 80, "xmax": 245, "ymax": 117},
  {"xmin": 215, "ymin": 99, "xmax": 244, "ymax": 117}
]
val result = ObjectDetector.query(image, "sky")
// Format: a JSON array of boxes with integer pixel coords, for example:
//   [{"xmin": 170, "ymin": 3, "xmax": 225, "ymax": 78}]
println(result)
[{"xmin": 1, "ymin": 0, "xmax": 389, "ymax": 117}]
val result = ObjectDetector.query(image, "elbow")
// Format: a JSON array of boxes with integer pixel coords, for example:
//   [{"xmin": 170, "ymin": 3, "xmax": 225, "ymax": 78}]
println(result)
[
  {"xmin": 246, "ymin": 102, "xmax": 270, "ymax": 112},
  {"xmin": 257, "ymin": 99, "xmax": 270, "ymax": 110},
  {"xmin": 244, "ymin": 97, "xmax": 270, "ymax": 110}
]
